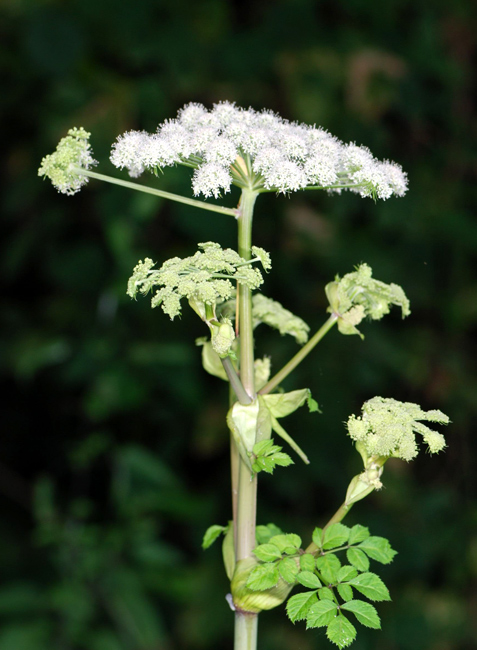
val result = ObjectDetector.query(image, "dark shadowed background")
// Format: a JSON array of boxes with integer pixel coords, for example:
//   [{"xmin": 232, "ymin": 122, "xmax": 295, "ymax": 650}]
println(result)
[{"xmin": 1, "ymin": 0, "xmax": 476, "ymax": 648}]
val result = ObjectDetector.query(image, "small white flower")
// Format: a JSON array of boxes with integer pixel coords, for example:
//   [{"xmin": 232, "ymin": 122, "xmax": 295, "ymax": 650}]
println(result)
[
  {"xmin": 110, "ymin": 130, "xmax": 149, "ymax": 177},
  {"xmin": 192, "ymin": 162, "xmax": 232, "ymax": 199},
  {"xmin": 263, "ymin": 160, "xmax": 308, "ymax": 193}
]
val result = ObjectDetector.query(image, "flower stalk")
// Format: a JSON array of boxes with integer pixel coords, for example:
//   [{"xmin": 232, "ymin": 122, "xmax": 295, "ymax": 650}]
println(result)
[{"xmin": 72, "ymin": 167, "xmax": 239, "ymax": 217}]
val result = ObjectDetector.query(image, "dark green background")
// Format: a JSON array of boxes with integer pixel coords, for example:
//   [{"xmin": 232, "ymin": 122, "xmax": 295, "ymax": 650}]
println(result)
[{"xmin": 1, "ymin": 0, "xmax": 476, "ymax": 648}]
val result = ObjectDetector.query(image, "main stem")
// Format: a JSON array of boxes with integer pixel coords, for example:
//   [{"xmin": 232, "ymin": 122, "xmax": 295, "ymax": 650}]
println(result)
[{"xmin": 234, "ymin": 188, "xmax": 259, "ymax": 650}]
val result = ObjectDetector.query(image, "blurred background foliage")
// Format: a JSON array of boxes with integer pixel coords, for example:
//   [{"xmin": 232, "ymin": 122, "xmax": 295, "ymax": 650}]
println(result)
[{"xmin": 1, "ymin": 0, "xmax": 476, "ymax": 648}]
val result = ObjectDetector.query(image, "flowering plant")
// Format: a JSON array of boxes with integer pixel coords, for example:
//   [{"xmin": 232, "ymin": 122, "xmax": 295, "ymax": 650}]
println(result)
[{"xmin": 39, "ymin": 102, "xmax": 448, "ymax": 650}]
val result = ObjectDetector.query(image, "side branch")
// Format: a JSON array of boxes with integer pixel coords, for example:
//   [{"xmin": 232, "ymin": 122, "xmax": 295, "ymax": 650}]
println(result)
[
  {"xmin": 259, "ymin": 314, "xmax": 338, "ymax": 395},
  {"xmin": 72, "ymin": 167, "xmax": 239, "ymax": 217}
]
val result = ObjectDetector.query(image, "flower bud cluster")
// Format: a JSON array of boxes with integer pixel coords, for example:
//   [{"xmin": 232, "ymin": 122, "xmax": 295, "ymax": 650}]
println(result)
[
  {"xmin": 38, "ymin": 128, "xmax": 97, "ymax": 195},
  {"xmin": 347, "ymin": 397, "xmax": 449, "ymax": 462},
  {"xmin": 325, "ymin": 263, "xmax": 410, "ymax": 337},
  {"xmin": 110, "ymin": 102, "xmax": 408, "ymax": 199},
  {"xmin": 127, "ymin": 241, "xmax": 269, "ymax": 321}
]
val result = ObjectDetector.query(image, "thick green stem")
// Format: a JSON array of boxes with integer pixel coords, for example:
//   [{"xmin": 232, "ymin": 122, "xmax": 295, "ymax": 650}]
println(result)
[
  {"xmin": 233, "ymin": 188, "xmax": 259, "ymax": 648},
  {"xmin": 259, "ymin": 314, "xmax": 338, "ymax": 395},
  {"xmin": 234, "ymin": 612, "xmax": 258, "ymax": 650},
  {"xmin": 235, "ymin": 189, "xmax": 258, "ymax": 562},
  {"xmin": 72, "ymin": 167, "xmax": 239, "ymax": 218}
]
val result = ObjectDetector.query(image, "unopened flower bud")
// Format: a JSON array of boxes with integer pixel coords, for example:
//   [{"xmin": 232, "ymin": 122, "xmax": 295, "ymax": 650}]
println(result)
[{"xmin": 210, "ymin": 318, "xmax": 235, "ymax": 357}]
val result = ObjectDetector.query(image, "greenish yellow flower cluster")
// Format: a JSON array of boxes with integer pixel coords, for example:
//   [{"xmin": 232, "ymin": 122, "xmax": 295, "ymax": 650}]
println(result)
[
  {"xmin": 325, "ymin": 264, "xmax": 410, "ymax": 338},
  {"xmin": 38, "ymin": 127, "xmax": 96, "ymax": 195},
  {"xmin": 347, "ymin": 396, "xmax": 449, "ymax": 462}
]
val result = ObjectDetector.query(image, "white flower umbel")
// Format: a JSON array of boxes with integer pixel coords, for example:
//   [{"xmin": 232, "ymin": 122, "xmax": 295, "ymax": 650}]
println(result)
[
  {"xmin": 110, "ymin": 102, "xmax": 408, "ymax": 200},
  {"xmin": 38, "ymin": 127, "xmax": 97, "ymax": 195}
]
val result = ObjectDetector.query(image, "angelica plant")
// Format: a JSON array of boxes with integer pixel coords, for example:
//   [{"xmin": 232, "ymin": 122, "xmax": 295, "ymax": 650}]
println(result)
[{"xmin": 39, "ymin": 102, "xmax": 449, "ymax": 650}]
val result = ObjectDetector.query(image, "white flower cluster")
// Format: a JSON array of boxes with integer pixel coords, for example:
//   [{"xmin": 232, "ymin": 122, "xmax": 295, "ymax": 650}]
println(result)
[{"xmin": 110, "ymin": 102, "xmax": 408, "ymax": 200}]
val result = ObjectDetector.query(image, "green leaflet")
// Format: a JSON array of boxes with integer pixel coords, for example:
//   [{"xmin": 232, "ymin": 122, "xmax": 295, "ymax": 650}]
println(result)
[
  {"xmin": 202, "ymin": 524, "xmax": 227, "ymax": 549},
  {"xmin": 336, "ymin": 565, "xmax": 358, "ymax": 583},
  {"xmin": 348, "ymin": 572, "xmax": 391, "ymax": 602},
  {"xmin": 251, "ymin": 439, "xmax": 294, "ymax": 475},
  {"xmin": 268, "ymin": 534, "xmax": 301, "ymax": 554},
  {"xmin": 357, "ymin": 537, "xmax": 397, "ymax": 564},
  {"xmin": 299, "ymin": 554, "xmax": 316, "ymax": 572},
  {"xmin": 312, "ymin": 527, "xmax": 324, "ymax": 548},
  {"xmin": 256, "ymin": 523, "xmax": 283, "ymax": 544},
  {"xmin": 346, "ymin": 548, "xmax": 370, "ymax": 572},
  {"xmin": 323, "ymin": 523, "xmax": 351, "ymax": 549},
  {"xmin": 286, "ymin": 591, "xmax": 318, "ymax": 623},
  {"xmin": 316, "ymin": 554, "xmax": 341, "ymax": 584},
  {"xmin": 318, "ymin": 587, "xmax": 335, "ymax": 601},
  {"xmin": 341, "ymin": 600, "xmax": 381, "ymax": 629},
  {"xmin": 348, "ymin": 524, "xmax": 370, "ymax": 545},
  {"xmin": 297, "ymin": 571, "xmax": 321, "ymax": 589},
  {"xmin": 326, "ymin": 615, "xmax": 357, "ymax": 648},
  {"xmin": 337, "ymin": 583, "xmax": 354, "ymax": 602},
  {"xmin": 306, "ymin": 600, "xmax": 337, "ymax": 628},
  {"xmin": 246, "ymin": 562, "xmax": 280, "ymax": 591},
  {"xmin": 279, "ymin": 557, "xmax": 300, "ymax": 584},
  {"xmin": 253, "ymin": 543, "xmax": 282, "ymax": 563}
]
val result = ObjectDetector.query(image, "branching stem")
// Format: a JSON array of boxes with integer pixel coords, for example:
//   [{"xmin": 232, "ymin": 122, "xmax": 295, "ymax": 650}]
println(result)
[
  {"xmin": 71, "ymin": 167, "xmax": 239, "ymax": 217},
  {"xmin": 259, "ymin": 314, "xmax": 338, "ymax": 395}
]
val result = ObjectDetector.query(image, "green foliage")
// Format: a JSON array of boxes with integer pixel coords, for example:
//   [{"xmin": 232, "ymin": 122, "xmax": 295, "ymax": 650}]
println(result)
[
  {"xmin": 278, "ymin": 557, "xmax": 300, "ymax": 584},
  {"xmin": 326, "ymin": 615, "xmax": 357, "ymax": 649},
  {"xmin": 285, "ymin": 524, "xmax": 395, "ymax": 647},
  {"xmin": 202, "ymin": 524, "xmax": 227, "ymax": 549},
  {"xmin": 246, "ymin": 563, "xmax": 280, "ymax": 591},
  {"xmin": 250, "ymin": 439, "xmax": 294, "ymax": 475}
]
